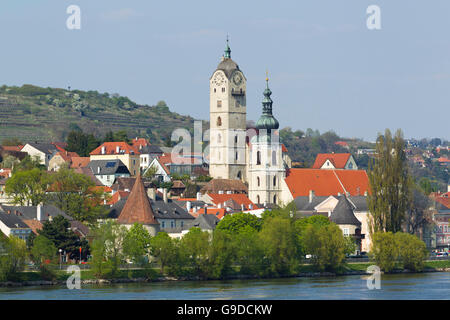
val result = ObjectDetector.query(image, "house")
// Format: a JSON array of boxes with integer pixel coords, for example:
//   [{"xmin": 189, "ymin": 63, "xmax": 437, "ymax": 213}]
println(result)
[
  {"xmin": 0, "ymin": 209, "xmax": 32, "ymax": 240},
  {"xmin": 48, "ymin": 150, "xmax": 80, "ymax": 171},
  {"xmin": 89, "ymin": 142, "xmax": 140, "ymax": 176},
  {"xmin": 157, "ymin": 152, "xmax": 208, "ymax": 177},
  {"xmin": 0, "ymin": 145, "xmax": 27, "ymax": 161},
  {"xmin": 335, "ymin": 141, "xmax": 350, "ymax": 149},
  {"xmin": 202, "ymin": 193, "xmax": 256, "ymax": 212},
  {"xmin": 187, "ymin": 214, "xmax": 220, "ymax": 232},
  {"xmin": 21, "ymin": 143, "xmax": 60, "ymax": 167},
  {"xmin": 130, "ymin": 138, "xmax": 164, "ymax": 171},
  {"xmin": 170, "ymin": 180, "xmax": 186, "ymax": 197},
  {"xmin": 200, "ymin": 179, "xmax": 248, "ymax": 195},
  {"xmin": 293, "ymin": 193, "xmax": 371, "ymax": 252},
  {"xmin": 70, "ymin": 157, "xmax": 90, "ymax": 169},
  {"xmin": 0, "ymin": 204, "xmax": 72, "ymax": 222},
  {"xmin": 145, "ymin": 156, "xmax": 171, "ymax": 183},
  {"xmin": 312, "ymin": 153, "xmax": 358, "ymax": 170},
  {"xmin": 87, "ymin": 159, "xmax": 131, "ymax": 187},
  {"xmin": 113, "ymin": 175, "xmax": 194, "ymax": 237}
]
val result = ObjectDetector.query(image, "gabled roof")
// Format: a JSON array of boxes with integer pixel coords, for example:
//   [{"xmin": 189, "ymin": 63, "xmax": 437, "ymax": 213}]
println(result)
[
  {"xmin": 88, "ymin": 159, "xmax": 130, "ymax": 175},
  {"xmin": 312, "ymin": 153, "xmax": 351, "ymax": 169},
  {"xmin": 107, "ymin": 191, "xmax": 130, "ymax": 205},
  {"xmin": 284, "ymin": 168, "xmax": 370, "ymax": 198},
  {"xmin": 73, "ymin": 167, "xmax": 104, "ymax": 186},
  {"xmin": 0, "ymin": 205, "xmax": 72, "ymax": 221},
  {"xmin": 117, "ymin": 175, "xmax": 159, "ymax": 225},
  {"xmin": 0, "ymin": 211, "xmax": 30, "ymax": 229},
  {"xmin": 208, "ymin": 193, "xmax": 255, "ymax": 210},
  {"xmin": 53, "ymin": 150, "xmax": 79, "ymax": 162},
  {"xmin": 131, "ymin": 138, "xmax": 150, "ymax": 149},
  {"xmin": 90, "ymin": 142, "xmax": 140, "ymax": 156},
  {"xmin": 188, "ymin": 214, "xmax": 220, "ymax": 230},
  {"xmin": 25, "ymin": 143, "xmax": 59, "ymax": 155},
  {"xmin": 329, "ymin": 196, "xmax": 361, "ymax": 226},
  {"xmin": 200, "ymin": 179, "xmax": 248, "ymax": 194},
  {"xmin": 70, "ymin": 157, "xmax": 90, "ymax": 169}
]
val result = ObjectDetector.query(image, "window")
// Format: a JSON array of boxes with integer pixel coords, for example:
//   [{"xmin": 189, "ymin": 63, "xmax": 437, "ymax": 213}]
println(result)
[
  {"xmin": 257, "ymin": 195, "xmax": 260, "ymax": 204},
  {"xmin": 222, "ymin": 87, "xmax": 225, "ymax": 93},
  {"xmin": 217, "ymin": 100, "xmax": 222, "ymax": 108},
  {"xmin": 273, "ymin": 176, "xmax": 276, "ymax": 186},
  {"xmin": 171, "ymin": 221, "xmax": 175, "ymax": 228},
  {"xmin": 235, "ymin": 135, "xmax": 238, "ymax": 144},
  {"xmin": 237, "ymin": 171, "xmax": 241, "ymax": 180},
  {"xmin": 256, "ymin": 151, "xmax": 261, "ymax": 165},
  {"xmin": 257, "ymin": 177, "xmax": 260, "ymax": 187},
  {"xmin": 343, "ymin": 228, "xmax": 349, "ymax": 236},
  {"xmin": 218, "ymin": 133, "xmax": 222, "ymax": 144},
  {"xmin": 217, "ymin": 117, "xmax": 222, "ymax": 126},
  {"xmin": 161, "ymin": 221, "xmax": 166, "ymax": 228},
  {"xmin": 272, "ymin": 151, "xmax": 277, "ymax": 165},
  {"xmin": 235, "ymin": 152, "xmax": 238, "ymax": 161},
  {"xmin": 214, "ymin": 88, "xmax": 216, "ymax": 93},
  {"xmin": 273, "ymin": 195, "xmax": 277, "ymax": 204},
  {"xmin": 348, "ymin": 162, "xmax": 353, "ymax": 169}
]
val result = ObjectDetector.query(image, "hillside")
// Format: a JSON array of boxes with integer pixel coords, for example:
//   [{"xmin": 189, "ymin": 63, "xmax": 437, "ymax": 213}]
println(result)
[{"xmin": 0, "ymin": 84, "xmax": 200, "ymax": 145}]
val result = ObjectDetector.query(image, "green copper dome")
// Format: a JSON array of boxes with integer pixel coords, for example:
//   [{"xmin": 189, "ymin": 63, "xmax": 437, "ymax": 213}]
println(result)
[{"xmin": 255, "ymin": 77, "xmax": 279, "ymax": 132}]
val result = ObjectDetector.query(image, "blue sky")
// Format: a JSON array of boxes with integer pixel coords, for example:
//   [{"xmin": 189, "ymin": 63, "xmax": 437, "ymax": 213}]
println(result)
[{"xmin": 0, "ymin": 0, "xmax": 449, "ymax": 141}]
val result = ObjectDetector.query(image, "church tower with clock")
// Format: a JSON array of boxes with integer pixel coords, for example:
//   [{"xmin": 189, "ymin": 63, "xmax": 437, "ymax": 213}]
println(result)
[{"xmin": 209, "ymin": 40, "xmax": 247, "ymax": 181}]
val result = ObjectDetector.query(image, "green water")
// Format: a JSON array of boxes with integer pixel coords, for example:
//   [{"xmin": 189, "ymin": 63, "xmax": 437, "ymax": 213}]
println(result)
[{"xmin": 0, "ymin": 272, "xmax": 449, "ymax": 300}]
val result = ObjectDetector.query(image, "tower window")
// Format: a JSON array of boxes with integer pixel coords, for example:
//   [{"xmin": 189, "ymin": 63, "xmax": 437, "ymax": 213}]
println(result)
[
  {"xmin": 222, "ymin": 87, "xmax": 225, "ymax": 93},
  {"xmin": 217, "ymin": 100, "xmax": 222, "ymax": 108},
  {"xmin": 257, "ymin": 176, "xmax": 260, "ymax": 187},
  {"xmin": 257, "ymin": 195, "xmax": 260, "ymax": 204},
  {"xmin": 217, "ymin": 117, "xmax": 222, "ymax": 126},
  {"xmin": 237, "ymin": 171, "xmax": 241, "ymax": 180},
  {"xmin": 273, "ymin": 176, "xmax": 276, "ymax": 187},
  {"xmin": 235, "ymin": 152, "xmax": 238, "ymax": 161},
  {"xmin": 214, "ymin": 88, "xmax": 216, "ymax": 93},
  {"xmin": 273, "ymin": 195, "xmax": 277, "ymax": 204},
  {"xmin": 235, "ymin": 135, "xmax": 238, "ymax": 144},
  {"xmin": 256, "ymin": 151, "xmax": 261, "ymax": 165}
]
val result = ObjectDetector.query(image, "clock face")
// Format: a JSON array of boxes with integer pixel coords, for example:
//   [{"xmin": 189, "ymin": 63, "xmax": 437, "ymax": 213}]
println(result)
[
  {"xmin": 213, "ymin": 72, "xmax": 225, "ymax": 86},
  {"xmin": 233, "ymin": 72, "xmax": 242, "ymax": 85}
]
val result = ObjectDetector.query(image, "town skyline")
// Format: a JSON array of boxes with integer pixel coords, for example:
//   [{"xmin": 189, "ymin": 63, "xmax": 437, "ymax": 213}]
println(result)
[{"xmin": 1, "ymin": 1, "xmax": 449, "ymax": 141}]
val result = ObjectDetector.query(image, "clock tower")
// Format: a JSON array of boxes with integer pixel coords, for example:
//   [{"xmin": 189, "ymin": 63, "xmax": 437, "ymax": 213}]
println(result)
[{"xmin": 209, "ymin": 40, "xmax": 247, "ymax": 181}]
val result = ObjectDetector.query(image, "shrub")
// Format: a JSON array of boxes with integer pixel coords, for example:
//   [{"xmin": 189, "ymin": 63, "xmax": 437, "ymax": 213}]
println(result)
[
  {"xmin": 370, "ymin": 232, "xmax": 398, "ymax": 272},
  {"xmin": 395, "ymin": 232, "xmax": 428, "ymax": 271}
]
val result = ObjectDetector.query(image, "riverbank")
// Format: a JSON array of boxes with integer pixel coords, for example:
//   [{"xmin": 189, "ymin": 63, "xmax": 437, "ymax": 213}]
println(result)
[{"xmin": 1, "ymin": 260, "xmax": 450, "ymax": 288}]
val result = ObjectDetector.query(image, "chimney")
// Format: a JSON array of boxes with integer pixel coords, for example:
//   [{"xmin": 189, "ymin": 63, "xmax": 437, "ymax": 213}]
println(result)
[
  {"xmin": 101, "ymin": 146, "xmax": 106, "ymax": 154},
  {"xmin": 116, "ymin": 146, "xmax": 120, "ymax": 153},
  {"xmin": 37, "ymin": 204, "xmax": 42, "ymax": 221},
  {"xmin": 309, "ymin": 190, "xmax": 315, "ymax": 203},
  {"xmin": 364, "ymin": 191, "xmax": 368, "ymax": 196},
  {"xmin": 204, "ymin": 205, "xmax": 208, "ymax": 215},
  {"xmin": 338, "ymin": 192, "xmax": 341, "ymax": 196},
  {"xmin": 163, "ymin": 188, "xmax": 168, "ymax": 203},
  {"xmin": 147, "ymin": 188, "xmax": 156, "ymax": 200},
  {"xmin": 218, "ymin": 203, "xmax": 222, "ymax": 209},
  {"xmin": 186, "ymin": 201, "xmax": 192, "ymax": 212},
  {"xmin": 219, "ymin": 190, "xmax": 224, "ymax": 194},
  {"xmin": 226, "ymin": 190, "xmax": 232, "ymax": 194},
  {"xmin": 356, "ymin": 187, "xmax": 360, "ymax": 196},
  {"xmin": 241, "ymin": 204, "xmax": 245, "ymax": 211},
  {"xmin": 196, "ymin": 192, "xmax": 201, "ymax": 201}
]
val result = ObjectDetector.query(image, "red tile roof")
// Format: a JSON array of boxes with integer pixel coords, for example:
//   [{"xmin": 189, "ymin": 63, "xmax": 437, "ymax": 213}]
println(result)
[
  {"xmin": 282, "ymin": 144, "xmax": 288, "ymax": 153},
  {"xmin": 208, "ymin": 193, "xmax": 255, "ymax": 210},
  {"xmin": 312, "ymin": 153, "xmax": 351, "ymax": 169},
  {"xmin": 284, "ymin": 168, "xmax": 370, "ymax": 197},
  {"xmin": 107, "ymin": 191, "xmax": 130, "ymax": 205},
  {"xmin": 131, "ymin": 138, "xmax": 150, "ymax": 149},
  {"xmin": 54, "ymin": 150, "xmax": 79, "ymax": 162},
  {"xmin": 190, "ymin": 208, "xmax": 227, "ymax": 219},
  {"xmin": 1, "ymin": 145, "xmax": 24, "ymax": 152},
  {"xmin": 117, "ymin": 175, "xmax": 159, "ymax": 225},
  {"xmin": 23, "ymin": 219, "xmax": 43, "ymax": 235},
  {"xmin": 90, "ymin": 142, "xmax": 140, "ymax": 156},
  {"xmin": 70, "ymin": 157, "xmax": 90, "ymax": 169},
  {"xmin": 335, "ymin": 141, "xmax": 349, "ymax": 147}
]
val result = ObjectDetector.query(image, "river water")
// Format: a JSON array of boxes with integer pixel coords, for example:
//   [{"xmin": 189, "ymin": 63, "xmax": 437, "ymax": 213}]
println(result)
[{"xmin": 0, "ymin": 272, "xmax": 449, "ymax": 300}]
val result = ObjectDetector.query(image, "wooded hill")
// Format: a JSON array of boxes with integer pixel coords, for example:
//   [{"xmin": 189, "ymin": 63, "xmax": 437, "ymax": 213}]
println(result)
[{"xmin": 0, "ymin": 84, "xmax": 199, "ymax": 145}]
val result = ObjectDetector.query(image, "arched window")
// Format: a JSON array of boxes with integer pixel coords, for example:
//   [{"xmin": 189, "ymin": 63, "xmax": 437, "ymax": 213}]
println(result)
[
  {"xmin": 257, "ymin": 195, "xmax": 260, "ymax": 204},
  {"xmin": 257, "ymin": 176, "xmax": 260, "ymax": 187},
  {"xmin": 217, "ymin": 117, "xmax": 222, "ymax": 126},
  {"xmin": 235, "ymin": 152, "xmax": 238, "ymax": 161},
  {"xmin": 256, "ymin": 151, "xmax": 261, "ymax": 165},
  {"xmin": 272, "ymin": 151, "xmax": 277, "ymax": 165},
  {"xmin": 235, "ymin": 135, "xmax": 238, "ymax": 144},
  {"xmin": 273, "ymin": 176, "xmax": 276, "ymax": 187},
  {"xmin": 237, "ymin": 171, "xmax": 241, "ymax": 180},
  {"xmin": 273, "ymin": 195, "xmax": 277, "ymax": 204}
]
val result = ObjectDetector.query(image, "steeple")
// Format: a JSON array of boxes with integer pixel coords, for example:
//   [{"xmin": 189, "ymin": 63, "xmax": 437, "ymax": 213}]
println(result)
[
  {"xmin": 256, "ymin": 73, "xmax": 279, "ymax": 132},
  {"xmin": 224, "ymin": 36, "xmax": 231, "ymax": 59}
]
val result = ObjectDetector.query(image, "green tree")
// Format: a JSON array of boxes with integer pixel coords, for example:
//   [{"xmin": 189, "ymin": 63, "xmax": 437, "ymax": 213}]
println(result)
[
  {"xmin": 395, "ymin": 232, "xmax": 428, "ymax": 271},
  {"xmin": 1, "ymin": 138, "xmax": 23, "ymax": 146},
  {"xmin": 31, "ymin": 235, "xmax": 57, "ymax": 280},
  {"xmin": 370, "ymin": 232, "xmax": 399, "ymax": 272},
  {"xmin": 38, "ymin": 216, "xmax": 89, "ymax": 261},
  {"xmin": 46, "ymin": 166, "xmax": 108, "ymax": 222},
  {"xmin": 259, "ymin": 216, "xmax": 300, "ymax": 276},
  {"xmin": 150, "ymin": 232, "xmax": 179, "ymax": 275},
  {"xmin": 12, "ymin": 155, "xmax": 45, "ymax": 173},
  {"xmin": 180, "ymin": 228, "xmax": 211, "ymax": 278},
  {"xmin": 232, "ymin": 232, "xmax": 265, "ymax": 276},
  {"xmin": 91, "ymin": 220, "xmax": 127, "ymax": 278},
  {"xmin": 368, "ymin": 129, "xmax": 411, "ymax": 234},
  {"xmin": 216, "ymin": 212, "xmax": 262, "ymax": 235},
  {"xmin": 0, "ymin": 155, "xmax": 19, "ymax": 169},
  {"xmin": 66, "ymin": 130, "xmax": 100, "ymax": 157},
  {"xmin": 0, "ymin": 236, "xmax": 28, "ymax": 281},
  {"xmin": 209, "ymin": 230, "xmax": 235, "ymax": 279},
  {"xmin": 123, "ymin": 223, "xmax": 152, "ymax": 265},
  {"xmin": 5, "ymin": 168, "xmax": 50, "ymax": 206},
  {"xmin": 294, "ymin": 215, "xmax": 330, "ymax": 255},
  {"xmin": 303, "ymin": 223, "xmax": 346, "ymax": 271}
]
